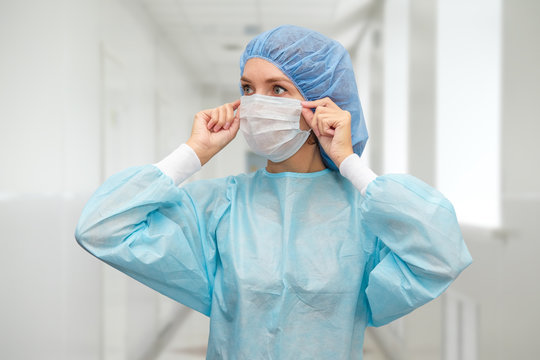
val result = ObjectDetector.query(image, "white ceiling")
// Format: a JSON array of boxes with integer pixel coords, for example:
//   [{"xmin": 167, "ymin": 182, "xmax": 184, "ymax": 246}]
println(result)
[{"xmin": 139, "ymin": 0, "xmax": 376, "ymax": 92}]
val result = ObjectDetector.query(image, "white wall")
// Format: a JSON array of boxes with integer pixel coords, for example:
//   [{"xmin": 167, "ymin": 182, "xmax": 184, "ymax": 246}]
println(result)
[
  {"xmin": 450, "ymin": 1, "xmax": 540, "ymax": 359},
  {"xmin": 0, "ymin": 0, "xmax": 203, "ymax": 359},
  {"xmin": 0, "ymin": 0, "xmax": 101, "ymax": 193},
  {"xmin": 0, "ymin": 1, "xmax": 102, "ymax": 359}
]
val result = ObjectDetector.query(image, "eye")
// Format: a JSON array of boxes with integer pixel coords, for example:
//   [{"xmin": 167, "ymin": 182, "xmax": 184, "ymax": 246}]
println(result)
[
  {"xmin": 273, "ymin": 85, "xmax": 286, "ymax": 95},
  {"xmin": 242, "ymin": 84, "xmax": 254, "ymax": 95}
]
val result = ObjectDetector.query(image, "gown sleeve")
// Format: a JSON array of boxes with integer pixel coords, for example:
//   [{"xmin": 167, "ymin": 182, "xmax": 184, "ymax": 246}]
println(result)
[
  {"xmin": 75, "ymin": 165, "xmax": 231, "ymax": 316},
  {"xmin": 361, "ymin": 174, "xmax": 473, "ymax": 327}
]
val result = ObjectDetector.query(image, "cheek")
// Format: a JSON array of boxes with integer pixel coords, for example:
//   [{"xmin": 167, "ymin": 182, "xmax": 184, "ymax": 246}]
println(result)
[
  {"xmin": 295, "ymin": 92, "xmax": 309, "ymax": 130},
  {"xmin": 290, "ymin": 90, "xmax": 305, "ymax": 101},
  {"xmin": 299, "ymin": 114, "xmax": 311, "ymax": 131}
]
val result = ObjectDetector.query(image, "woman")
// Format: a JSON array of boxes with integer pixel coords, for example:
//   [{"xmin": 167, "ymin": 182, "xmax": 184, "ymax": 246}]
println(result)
[{"xmin": 76, "ymin": 25, "xmax": 472, "ymax": 359}]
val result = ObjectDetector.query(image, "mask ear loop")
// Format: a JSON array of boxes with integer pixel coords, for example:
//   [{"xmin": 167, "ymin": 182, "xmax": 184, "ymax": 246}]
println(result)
[{"xmin": 306, "ymin": 129, "xmax": 319, "ymax": 146}]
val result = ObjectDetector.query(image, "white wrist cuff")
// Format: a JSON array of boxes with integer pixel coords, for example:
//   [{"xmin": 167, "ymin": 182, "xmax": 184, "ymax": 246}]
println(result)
[
  {"xmin": 339, "ymin": 154, "xmax": 378, "ymax": 195},
  {"xmin": 154, "ymin": 143, "xmax": 202, "ymax": 185}
]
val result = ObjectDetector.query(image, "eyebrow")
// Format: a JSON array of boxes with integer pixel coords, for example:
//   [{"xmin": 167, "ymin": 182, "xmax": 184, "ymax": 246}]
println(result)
[{"xmin": 240, "ymin": 76, "xmax": 293, "ymax": 84}]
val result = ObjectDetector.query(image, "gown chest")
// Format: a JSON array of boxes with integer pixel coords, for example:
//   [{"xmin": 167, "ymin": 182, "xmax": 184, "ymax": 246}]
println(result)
[{"xmin": 215, "ymin": 173, "xmax": 370, "ymax": 296}]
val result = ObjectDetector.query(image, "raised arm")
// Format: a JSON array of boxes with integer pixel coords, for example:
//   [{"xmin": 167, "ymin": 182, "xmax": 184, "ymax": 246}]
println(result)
[
  {"xmin": 304, "ymin": 97, "xmax": 472, "ymax": 326},
  {"xmin": 75, "ymin": 100, "xmax": 240, "ymax": 315}
]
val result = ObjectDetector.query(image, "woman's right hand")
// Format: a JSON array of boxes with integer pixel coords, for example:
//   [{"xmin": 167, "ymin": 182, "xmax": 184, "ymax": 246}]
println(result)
[{"xmin": 186, "ymin": 100, "xmax": 241, "ymax": 166}]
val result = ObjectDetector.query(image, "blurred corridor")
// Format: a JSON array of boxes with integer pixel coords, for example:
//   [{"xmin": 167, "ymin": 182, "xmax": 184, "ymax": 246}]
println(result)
[{"xmin": 1, "ymin": 0, "xmax": 539, "ymax": 359}]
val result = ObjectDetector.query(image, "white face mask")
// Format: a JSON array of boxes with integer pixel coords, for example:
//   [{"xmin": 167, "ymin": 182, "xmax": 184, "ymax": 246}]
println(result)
[{"xmin": 239, "ymin": 94, "xmax": 311, "ymax": 163}]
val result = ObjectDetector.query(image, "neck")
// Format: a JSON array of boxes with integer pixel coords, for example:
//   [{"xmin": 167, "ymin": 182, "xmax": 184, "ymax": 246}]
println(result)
[{"xmin": 265, "ymin": 141, "xmax": 326, "ymax": 173}]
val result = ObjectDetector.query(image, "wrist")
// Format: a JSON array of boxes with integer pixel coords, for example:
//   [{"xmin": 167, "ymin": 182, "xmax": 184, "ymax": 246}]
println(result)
[
  {"xmin": 186, "ymin": 138, "xmax": 213, "ymax": 166},
  {"xmin": 333, "ymin": 150, "xmax": 354, "ymax": 168}
]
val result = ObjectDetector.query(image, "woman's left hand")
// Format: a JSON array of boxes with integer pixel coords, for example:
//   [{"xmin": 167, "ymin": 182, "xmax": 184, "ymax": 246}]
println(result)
[{"xmin": 301, "ymin": 98, "xmax": 354, "ymax": 167}]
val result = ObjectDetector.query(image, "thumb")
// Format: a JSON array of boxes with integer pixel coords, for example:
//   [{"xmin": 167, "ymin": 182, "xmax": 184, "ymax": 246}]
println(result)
[
  {"xmin": 229, "ymin": 113, "xmax": 240, "ymax": 133},
  {"xmin": 231, "ymin": 99, "xmax": 241, "ymax": 110},
  {"xmin": 301, "ymin": 108, "xmax": 319, "ymax": 137}
]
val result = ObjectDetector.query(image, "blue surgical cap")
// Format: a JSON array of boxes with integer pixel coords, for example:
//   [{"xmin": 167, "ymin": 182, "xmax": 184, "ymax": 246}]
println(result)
[{"xmin": 239, "ymin": 25, "xmax": 368, "ymax": 170}]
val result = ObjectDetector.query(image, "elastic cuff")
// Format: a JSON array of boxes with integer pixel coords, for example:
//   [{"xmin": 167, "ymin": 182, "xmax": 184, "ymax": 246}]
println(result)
[
  {"xmin": 339, "ymin": 154, "xmax": 378, "ymax": 195},
  {"xmin": 154, "ymin": 144, "xmax": 202, "ymax": 185}
]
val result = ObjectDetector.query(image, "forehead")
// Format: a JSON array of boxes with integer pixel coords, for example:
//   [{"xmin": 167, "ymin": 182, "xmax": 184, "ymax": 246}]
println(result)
[{"xmin": 242, "ymin": 58, "xmax": 289, "ymax": 80}]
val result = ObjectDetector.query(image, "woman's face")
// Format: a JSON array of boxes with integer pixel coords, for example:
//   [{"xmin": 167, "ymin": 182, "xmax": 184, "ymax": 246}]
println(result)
[{"xmin": 241, "ymin": 58, "xmax": 310, "ymax": 131}]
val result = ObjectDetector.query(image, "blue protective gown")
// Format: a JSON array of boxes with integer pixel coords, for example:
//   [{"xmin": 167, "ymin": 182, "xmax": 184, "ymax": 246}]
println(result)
[{"xmin": 75, "ymin": 165, "xmax": 472, "ymax": 359}]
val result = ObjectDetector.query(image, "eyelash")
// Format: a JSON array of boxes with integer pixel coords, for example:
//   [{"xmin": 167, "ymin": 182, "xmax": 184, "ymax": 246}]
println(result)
[{"xmin": 241, "ymin": 84, "xmax": 287, "ymax": 95}]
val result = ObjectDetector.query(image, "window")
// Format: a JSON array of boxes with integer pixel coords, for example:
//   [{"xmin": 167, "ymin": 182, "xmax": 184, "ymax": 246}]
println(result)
[{"xmin": 436, "ymin": 0, "xmax": 502, "ymax": 227}]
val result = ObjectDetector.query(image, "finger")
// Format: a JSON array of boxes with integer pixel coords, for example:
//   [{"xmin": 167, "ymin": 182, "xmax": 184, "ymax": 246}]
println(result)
[
  {"xmin": 301, "ymin": 97, "xmax": 337, "ymax": 109},
  {"xmin": 315, "ymin": 108, "xmax": 330, "ymax": 137},
  {"xmin": 317, "ymin": 112, "xmax": 327, "ymax": 137},
  {"xmin": 321, "ymin": 117, "xmax": 336, "ymax": 136},
  {"xmin": 231, "ymin": 99, "xmax": 241, "ymax": 110},
  {"xmin": 222, "ymin": 101, "xmax": 238, "ymax": 130},
  {"xmin": 232, "ymin": 110, "xmax": 240, "ymax": 130},
  {"xmin": 302, "ymin": 108, "xmax": 319, "ymax": 137},
  {"xmin": 213, "ymin": 106, "xmax": 225, "ymax": 132},
  {"xmin": 301, "ymin": 108, "xmax": 314, "ymax": 126},
  {"xmin": 197, "ymin": 109, "xmax": 211, "ymax": 123},
  {"xmin": 207, "ymin": 108, "xmax": 219, "ymax": 129},
  {"xmin": 224, "ymin": 104, "xmax": 234, "ymax": 130},
  {"xmin": 211, "ymin": 107, "xmax": 220, "ymax": 131},
  {"xmin": 318, "ymin": 114, "xmax": 331, "ymax": 136},
  {"xmin": 318, "ymin": 112, "xmax": 337, "ymax": 137},
  {"xmin": 229, "ymin": 113, "xmax": 241, "ymax": 134}
]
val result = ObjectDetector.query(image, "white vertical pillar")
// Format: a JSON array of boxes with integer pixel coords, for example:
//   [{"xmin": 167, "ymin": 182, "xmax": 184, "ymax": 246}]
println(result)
[
  {"xmin": 408, "ymin": 0, "xmax": 437, "ymax": 186},
  {"xmin": 383, "ymin": 0, "xmax": 410, "ymax": 174}
]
